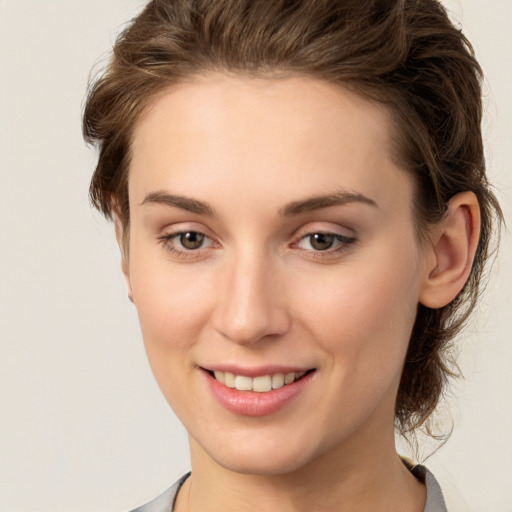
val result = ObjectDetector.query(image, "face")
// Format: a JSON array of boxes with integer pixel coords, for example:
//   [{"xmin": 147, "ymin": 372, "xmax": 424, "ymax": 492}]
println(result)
[{"xmin": 124, "ymin": 74, "xmax": 430, "ymax": 475}]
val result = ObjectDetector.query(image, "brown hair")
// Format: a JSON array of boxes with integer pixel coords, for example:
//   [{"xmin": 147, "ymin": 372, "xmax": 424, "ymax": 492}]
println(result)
[{"xmin": 83, "ymin": 0, "xmax": 502, "ymax": 437}]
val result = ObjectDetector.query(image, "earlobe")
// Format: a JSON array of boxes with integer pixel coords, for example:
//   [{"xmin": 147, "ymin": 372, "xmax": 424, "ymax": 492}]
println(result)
[
  {"xmin": 120, "ymin": 257, "xmax": 134, "ymax": 303},
  {"xmin": 419, "ymin": 192, "xmax": 481, "ymax": 309},
  {"xmin": 114, "ymin": 214, "xmax": 134, "ymax": 303}
]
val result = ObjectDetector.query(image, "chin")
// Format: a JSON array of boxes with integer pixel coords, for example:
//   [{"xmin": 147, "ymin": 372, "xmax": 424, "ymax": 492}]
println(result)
[
  {"xmin": 192, "ymin": 427, "xmax": 327, "ymax": 477},
  {"xmin": 212, "ymin": 448, "xmax": 313, "ymax": 476}
]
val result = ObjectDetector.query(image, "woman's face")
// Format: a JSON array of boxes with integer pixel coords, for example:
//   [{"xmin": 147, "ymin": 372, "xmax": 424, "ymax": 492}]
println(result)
[{"xmin": 124, "ymin": 74, "xmax": 431, "ymax": 475}]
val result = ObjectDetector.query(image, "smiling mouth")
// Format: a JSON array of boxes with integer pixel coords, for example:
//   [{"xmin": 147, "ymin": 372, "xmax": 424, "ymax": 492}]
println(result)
[{"xmin": 203, "ymin": 369, "xmax": 316, "ymax": 392}]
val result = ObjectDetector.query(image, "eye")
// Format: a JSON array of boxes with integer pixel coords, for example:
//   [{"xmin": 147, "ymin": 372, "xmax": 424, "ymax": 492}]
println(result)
[
  {"xmin": 305, "ymin": 233, "xmax": 336, "ymax": 251},
  {"xmin": 296, "ymin": 232, "xmax": 356, "ymax": 252},
  {"xmin": 158, "ymin": 229, "xmax": 215, "ymax": 256},
  {"xmin": 177, "ymin": 231, "xmax": 206, "ymax": 250}
]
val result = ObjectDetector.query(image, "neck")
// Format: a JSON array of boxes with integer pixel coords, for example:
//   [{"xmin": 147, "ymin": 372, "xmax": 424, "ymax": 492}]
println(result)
[{"xmin": 175, "ymin": 429, "xmax": 425, "ymax": 512}]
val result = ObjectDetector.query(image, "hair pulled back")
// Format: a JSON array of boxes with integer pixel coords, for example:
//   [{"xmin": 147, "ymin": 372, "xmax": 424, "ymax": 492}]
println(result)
[{"xmin": 83, "ymin": 0, "xmax": 502, "ymax": 437}]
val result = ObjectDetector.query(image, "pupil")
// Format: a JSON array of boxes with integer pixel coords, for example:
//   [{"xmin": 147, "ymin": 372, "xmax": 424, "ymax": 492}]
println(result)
[
  {"xmin": 180, "ymin": 232, "xmax": 204, "ymax": 249},
  {"xmin": 311, "ymin": 233, "xmax": 334, "ymax": 251}
]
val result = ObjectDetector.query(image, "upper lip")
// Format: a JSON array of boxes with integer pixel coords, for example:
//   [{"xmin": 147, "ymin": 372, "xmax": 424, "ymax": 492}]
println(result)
[{"xmin": 201, "ymin": 364, "xmax": 315, "ymax": 377}]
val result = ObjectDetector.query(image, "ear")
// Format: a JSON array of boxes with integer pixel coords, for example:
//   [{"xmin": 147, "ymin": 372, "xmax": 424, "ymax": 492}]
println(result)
[
  {"xmin": 113, "ymin": 213, "xmax": 134, "ymax": 303},
  {"xmin": 419, "ymin": 191, "xmax": 481, "ymax": 309}
]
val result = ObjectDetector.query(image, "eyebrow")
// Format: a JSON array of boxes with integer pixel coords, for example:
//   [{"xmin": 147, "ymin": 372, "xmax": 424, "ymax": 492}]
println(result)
[
  {"xmin": 141, "ymin": 191, "xmax": 216, "ymax": 216},
  {"xmin": 279, "ymin": 190, "xmax": 378, "ymax": 216},
  {"xmin": 140, "ymin": 188, "xmax": 377, "ymax": 217}
]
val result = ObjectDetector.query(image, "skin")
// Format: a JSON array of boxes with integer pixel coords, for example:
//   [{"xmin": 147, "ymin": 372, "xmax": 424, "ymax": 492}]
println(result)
[{"xmin": 118, "ymin": 74, "xmax": 480, "ymax": 512}]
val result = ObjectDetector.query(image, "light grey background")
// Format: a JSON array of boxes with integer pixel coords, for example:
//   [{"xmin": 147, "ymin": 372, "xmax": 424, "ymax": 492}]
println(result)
[{"xmin": 0, "ymin": 1, "xmax": 510, "ymax": 511}]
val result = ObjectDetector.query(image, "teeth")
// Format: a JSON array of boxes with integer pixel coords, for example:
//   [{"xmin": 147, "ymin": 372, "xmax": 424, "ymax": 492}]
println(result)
[
  {"xmin": 224, "ymin": 372, "xmax": 236, "ymax": 388},
  {"xmin": 213, "ymin": 371, "xmax": 225, "ymax": 384},
  {"xmin": 211, "ymin": 370, "xmax": 308, "ymax": 392},
  {"xmin": 253, "ymin": 375, "xmax": 272, "ymax": 392},
  {"xmin": 271, "ymin": 373, "xmax": 284, "ymax": 389},
  {"xmin": 284, "ymin": 372, "xmax": 295, "ymax": 385},
  {"xmin": 234, "ymin": 375, "xmax": 252, "ymax": 391}
]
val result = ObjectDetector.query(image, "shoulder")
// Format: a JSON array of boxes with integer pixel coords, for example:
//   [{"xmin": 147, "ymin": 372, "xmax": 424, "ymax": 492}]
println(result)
[{"xmin": 127, "ymin": 473, "xmax": 190, "ymax": 512}]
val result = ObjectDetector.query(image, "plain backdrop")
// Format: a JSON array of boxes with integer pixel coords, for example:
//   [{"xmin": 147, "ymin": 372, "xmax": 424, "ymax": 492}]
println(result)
[{"xmin": 0, "ymin": 1, "xmax": 511, "ymax": 511}]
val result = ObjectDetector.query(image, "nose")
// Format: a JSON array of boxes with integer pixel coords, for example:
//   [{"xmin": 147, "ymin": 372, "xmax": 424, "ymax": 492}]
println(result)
[{"xmin": 211, "ymin": 249, "xmax": 290, "ymax": 346}]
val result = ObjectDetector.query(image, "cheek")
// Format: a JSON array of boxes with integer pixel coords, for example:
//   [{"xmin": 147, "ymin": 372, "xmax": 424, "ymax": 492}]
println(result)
[
  {"xmin": 294, "ymin": 248, "xmax": 421, "ymax": 374},
  {"xmin": 129, "ymin": 260, "xmax": 215, "ymax": 416},
  {"xmin": 128, "ymin": 245, "xmax": 213, "ymax": 366}
]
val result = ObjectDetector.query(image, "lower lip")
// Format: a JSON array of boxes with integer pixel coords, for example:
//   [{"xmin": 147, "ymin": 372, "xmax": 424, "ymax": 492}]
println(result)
[{"xmin": 203, "ymin": 370, "xmax": 315, "ymax": 417}]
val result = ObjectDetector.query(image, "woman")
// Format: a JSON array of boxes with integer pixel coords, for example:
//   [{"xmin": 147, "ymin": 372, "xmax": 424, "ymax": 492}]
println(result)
[{"xmin": 83, "ymin": 1, "xmax": 502, "ymax": 510}]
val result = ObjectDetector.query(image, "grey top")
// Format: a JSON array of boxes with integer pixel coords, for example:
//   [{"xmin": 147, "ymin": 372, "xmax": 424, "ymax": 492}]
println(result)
[{"xmin": 129, "ymin": 465, "xmax": 448, "ymax": 512}]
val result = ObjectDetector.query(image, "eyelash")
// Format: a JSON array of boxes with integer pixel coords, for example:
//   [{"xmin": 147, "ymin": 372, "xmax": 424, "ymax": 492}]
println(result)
[
  {"xmin": 293, "ymin": 232, "xmax": 357, "ymax": 259},
  {"xmin": 157, "ymin": 231, "xmax": 216, "ymax": 258},
  {"xmin": 157, "ymin": 230, "xmax": 357, "ymax": 259}
]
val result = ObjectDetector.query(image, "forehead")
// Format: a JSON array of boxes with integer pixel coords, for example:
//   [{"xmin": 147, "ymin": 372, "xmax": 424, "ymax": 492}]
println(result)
[{"xmin": 129, "ymin": 73, "xmax": 412, "ymax": 215}]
